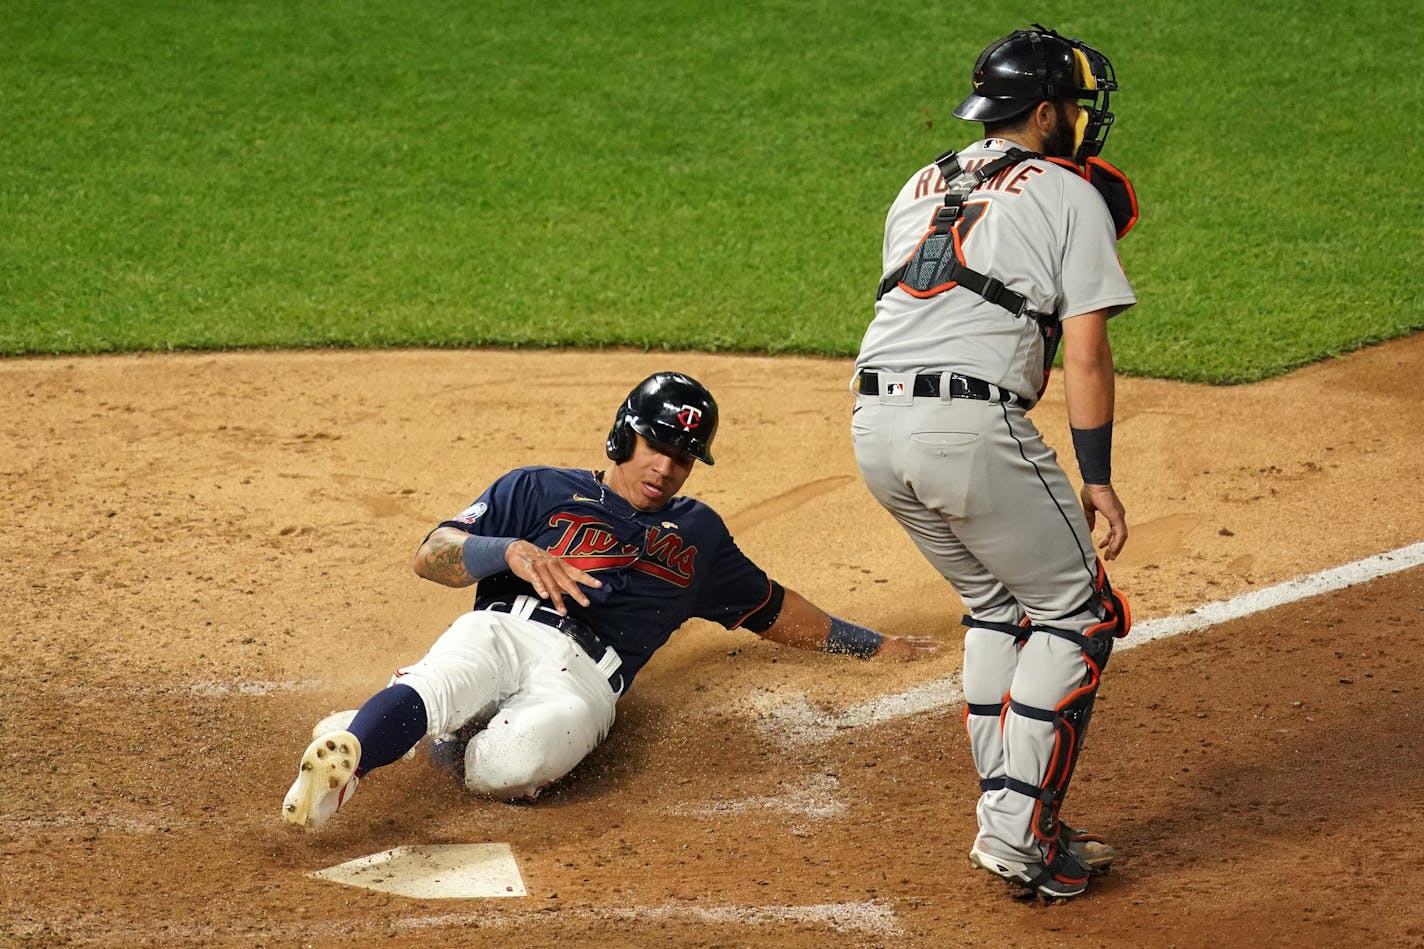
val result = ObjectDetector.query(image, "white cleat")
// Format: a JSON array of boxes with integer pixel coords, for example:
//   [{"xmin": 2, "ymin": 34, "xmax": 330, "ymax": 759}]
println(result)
[
  {"xmin": 282, "ymin": 731, "xmax": 361, "ymax": 832},
  {"xmin": 311, "ymin": 709, "xmax": 359, "ymax": 739}
]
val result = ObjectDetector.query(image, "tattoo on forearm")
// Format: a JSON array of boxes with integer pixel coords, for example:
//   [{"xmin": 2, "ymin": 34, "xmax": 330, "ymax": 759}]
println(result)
[{"xmin": 423, "ymin": 536, "xmax": 472, "ymax": 586}]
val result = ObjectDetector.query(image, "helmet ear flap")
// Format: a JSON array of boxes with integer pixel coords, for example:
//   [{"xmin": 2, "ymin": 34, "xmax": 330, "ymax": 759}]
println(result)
[{"xmin": 606, "ymin": 412, "xmax": 634, "ymax": 463}]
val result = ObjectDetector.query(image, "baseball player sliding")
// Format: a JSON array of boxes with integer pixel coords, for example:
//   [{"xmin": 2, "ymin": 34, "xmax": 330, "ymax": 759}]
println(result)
[
  {"xmin": 283, "ymin": 372, "xmax": 938, "ymax": 831},
  {"xmin": 851, "ymin": 26, "xmax": 1138, "ymax": 898}
]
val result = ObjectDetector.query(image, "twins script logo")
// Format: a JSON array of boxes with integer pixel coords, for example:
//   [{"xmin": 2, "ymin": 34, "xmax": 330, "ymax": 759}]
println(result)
[
  {"xmin": 546, "ymin": 512, "xmax": 697, "ymax": 587},
  {"xmin": 676, "ymin": 404, "xmax": 702, "ymax": 432}
]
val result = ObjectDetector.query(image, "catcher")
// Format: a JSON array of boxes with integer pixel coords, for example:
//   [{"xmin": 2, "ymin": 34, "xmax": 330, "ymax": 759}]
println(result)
[{"xmin": 851, "ymin": 25, "xmax": 1138, "ymax": 899}]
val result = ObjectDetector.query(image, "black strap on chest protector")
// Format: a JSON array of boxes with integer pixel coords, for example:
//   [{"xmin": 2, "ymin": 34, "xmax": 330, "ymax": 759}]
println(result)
[{"xmin": 876, "ymin": 147, "xmax": 1042, "ymax": 316}]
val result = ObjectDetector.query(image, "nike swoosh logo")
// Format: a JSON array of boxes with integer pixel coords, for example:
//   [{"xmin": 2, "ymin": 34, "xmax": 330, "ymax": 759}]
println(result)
[{"xmin": 573, "ymin": 494, "xmax": 601, "ymax": 503}]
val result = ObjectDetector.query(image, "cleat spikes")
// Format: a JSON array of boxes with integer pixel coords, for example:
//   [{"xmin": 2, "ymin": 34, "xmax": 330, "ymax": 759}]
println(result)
[{"xmin": 281, "ymin": 730, "xmax": 362, "ymax": 833}]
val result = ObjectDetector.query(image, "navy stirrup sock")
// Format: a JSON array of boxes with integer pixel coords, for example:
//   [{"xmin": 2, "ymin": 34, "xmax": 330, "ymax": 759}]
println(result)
[{"xmin": 346, "ymin": 684, "xmax": 428, "ymax": 774}]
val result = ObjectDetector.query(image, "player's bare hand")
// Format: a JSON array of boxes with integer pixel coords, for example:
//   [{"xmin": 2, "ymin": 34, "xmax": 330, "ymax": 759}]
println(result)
[
  {"xmin": 1080, "ymin": 483, "xmax": 1128, "ymax": 560},
  {"xmin": 874, "ymin": 634, "xmax": 941, "ymax": 661},
  {"xmin": 505, "ymin": 540, "xmax": 602, "ymax": 614}
]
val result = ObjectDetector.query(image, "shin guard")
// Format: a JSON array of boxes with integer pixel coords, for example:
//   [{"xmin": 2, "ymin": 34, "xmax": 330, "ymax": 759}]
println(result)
[
  {"xmin": 961, "ymin": 615, "xmax": 1030, "ymax": 792},
  {"xmin": 1007, "ymin": 567, "xmax": 1130, "ymax": 842}
]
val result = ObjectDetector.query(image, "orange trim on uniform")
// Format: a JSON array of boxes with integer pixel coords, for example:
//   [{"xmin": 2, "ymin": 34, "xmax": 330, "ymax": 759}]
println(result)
[
  {"xmin": 728, "ymin": 577, "xmax": 776, "ymax": 631},
  {"xmin": 1045, "ymin": 156, "xmax": 1139, "ymax": 240}
]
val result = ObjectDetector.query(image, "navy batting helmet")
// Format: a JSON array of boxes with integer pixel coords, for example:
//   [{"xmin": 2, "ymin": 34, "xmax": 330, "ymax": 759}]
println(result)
[
  {"xmin": 952, "ymin": 24, "xmax": 1117, "ymax": 161},
  {"xmin": 606, "ymin": 372, "xmax": 719, "ymax": 466}
]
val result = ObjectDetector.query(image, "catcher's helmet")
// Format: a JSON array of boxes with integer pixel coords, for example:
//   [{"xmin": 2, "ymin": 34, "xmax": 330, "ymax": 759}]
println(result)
[
  {"xmin": 606, "ymin": 372, "xmax": 718, "ymax": 466},
  {"xmin": 952, "ymin": 24, "xmax": 1117, "ymax": 161}
]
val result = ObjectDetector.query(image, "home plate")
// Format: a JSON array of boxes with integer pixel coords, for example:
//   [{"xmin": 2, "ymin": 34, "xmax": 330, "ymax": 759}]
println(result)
[{"xmin": 310, "ymin": 843, "xmax": 527, "ymax": 899}]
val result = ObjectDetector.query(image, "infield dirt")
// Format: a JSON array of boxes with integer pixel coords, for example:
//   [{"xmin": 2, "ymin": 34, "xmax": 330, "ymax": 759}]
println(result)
[{"xmin": 3, "ymin": 336, "xmax": 1422, "ymax": 947}]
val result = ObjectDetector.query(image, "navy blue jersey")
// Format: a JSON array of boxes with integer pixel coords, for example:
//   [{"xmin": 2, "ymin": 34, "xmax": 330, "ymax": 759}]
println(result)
[{"xmin": 439, "ymin": 466, "xmax": 774, "ymax": 691}]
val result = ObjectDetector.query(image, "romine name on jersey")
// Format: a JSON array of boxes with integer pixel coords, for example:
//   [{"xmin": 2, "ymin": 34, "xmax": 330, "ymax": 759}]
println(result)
[{"xmin": 912, "ymin": 158, "xmax": 1046, "ymax": 202}]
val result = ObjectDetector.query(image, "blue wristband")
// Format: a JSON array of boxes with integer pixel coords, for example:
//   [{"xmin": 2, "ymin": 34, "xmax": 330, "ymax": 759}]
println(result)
[
  {"xmin": 460, "ymin": 534, "xmax": 518, "ymax": 580},
  {"xmin": 823, "ymin": 616, "xmax": 884, "ymax": 659}
]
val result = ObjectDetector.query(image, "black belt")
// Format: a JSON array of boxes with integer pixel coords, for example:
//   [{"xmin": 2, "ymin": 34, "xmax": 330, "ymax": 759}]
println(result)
[
  {"xmin": 483, "ymin": 599, "xmax": 615, "ymax": 668},
  {"xmin": 856, "ymin": 370, "xmax": 1023, "ymax": 406}
]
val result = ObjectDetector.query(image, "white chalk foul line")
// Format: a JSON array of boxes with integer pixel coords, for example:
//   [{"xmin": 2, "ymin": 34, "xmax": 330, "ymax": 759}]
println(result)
[
  {"xmin": 752, "ymin": 674, "xmax": 963, "ymax": 745},
  {"xmin": 614, "ymin": 900, "xmax": 899, "ymax": 936},
  {"xmin": 186, "ymin": 678, "xmax": 319, "ymax": 697},
  {"xmin": 414, "ymin": 900, "xmax": 901, "ymax": 936},
  {"xmin": 756, "ymin": 541, "xmax": 1424, "ymax": 745},
  {"xmin": 1123, "ymin": 540, "xmax": 1424, "ymax": 646},
  {"xmin": 8, "ymin": 901, "xmax": 900, "ymax": 943},
  {"xmin": 668, "ymin": 772, "xmax": 847, "ymax": 821}
]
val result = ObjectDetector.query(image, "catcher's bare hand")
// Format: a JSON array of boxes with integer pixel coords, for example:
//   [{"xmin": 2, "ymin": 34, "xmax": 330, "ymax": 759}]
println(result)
[
  {"xmin": 505, "ymin": 540, "xmax": 602, "ymax": 614},
  {"xmin": 1080, "ymin": 483, "xmax": 1128, "ymax": 560},
  {"xmin": 874, "ymin": 634, "xmax": 941, "ymax": 661}
]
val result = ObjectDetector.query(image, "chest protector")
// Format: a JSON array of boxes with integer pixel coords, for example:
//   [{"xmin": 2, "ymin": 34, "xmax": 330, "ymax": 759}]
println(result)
[{"xmin": 877, "ymin": 149, "xmax": 1138, "ymax": 398}]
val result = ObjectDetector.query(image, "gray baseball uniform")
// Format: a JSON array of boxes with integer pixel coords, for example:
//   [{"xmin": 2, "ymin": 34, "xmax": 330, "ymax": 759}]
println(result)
[{"xmin": 851, "ymin": 137, "xmax": 1134, "ymax": 871}]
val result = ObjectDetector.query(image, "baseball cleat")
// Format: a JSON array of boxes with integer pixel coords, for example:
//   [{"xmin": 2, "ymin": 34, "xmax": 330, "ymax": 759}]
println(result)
[
  {"xmin": 969, "ymin": 844, "xmax": 1090, "ymax": 900},
  {"xmin": 310, "ymin": 709, "xmax": 358, "ymax": 739},
  {"xmin": 1060, "ymin": 822, "xmax": 1116, "ymax": 873},
  {"xmin": 282, "ymin": 731, "xmax": 361, "ymax": 832}
]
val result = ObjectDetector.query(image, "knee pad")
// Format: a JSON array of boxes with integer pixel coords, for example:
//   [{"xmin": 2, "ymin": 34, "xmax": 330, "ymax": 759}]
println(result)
[
  {"xmin": 1088, "ymin": 560, "xmax": 1132, "ymax": 647},
  {"xmin": 1043, "ymin": 561, "xmax": 1132, "ymax": 671}
]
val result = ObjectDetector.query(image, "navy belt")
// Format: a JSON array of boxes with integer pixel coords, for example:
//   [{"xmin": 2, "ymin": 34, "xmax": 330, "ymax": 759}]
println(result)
[{"xmin": 856, "ymin": 370, "xmax": 1023, "ymax": 406}]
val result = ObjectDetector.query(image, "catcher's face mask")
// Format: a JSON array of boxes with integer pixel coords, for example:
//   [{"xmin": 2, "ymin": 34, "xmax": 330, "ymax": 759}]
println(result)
[
  {"xmin": 1065, "ymin": 38, "xmax": 1116, "ymax": 163},
  {"xmin": 955, "ymin": 24, "xmax": 1120, "ymax": 164}
]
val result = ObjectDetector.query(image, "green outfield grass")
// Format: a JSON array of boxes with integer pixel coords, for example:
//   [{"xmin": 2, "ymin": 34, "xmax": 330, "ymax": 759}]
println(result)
[{"xmin": 1, "ymin": 1, "xmax": 1418, "ymax": 381}]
